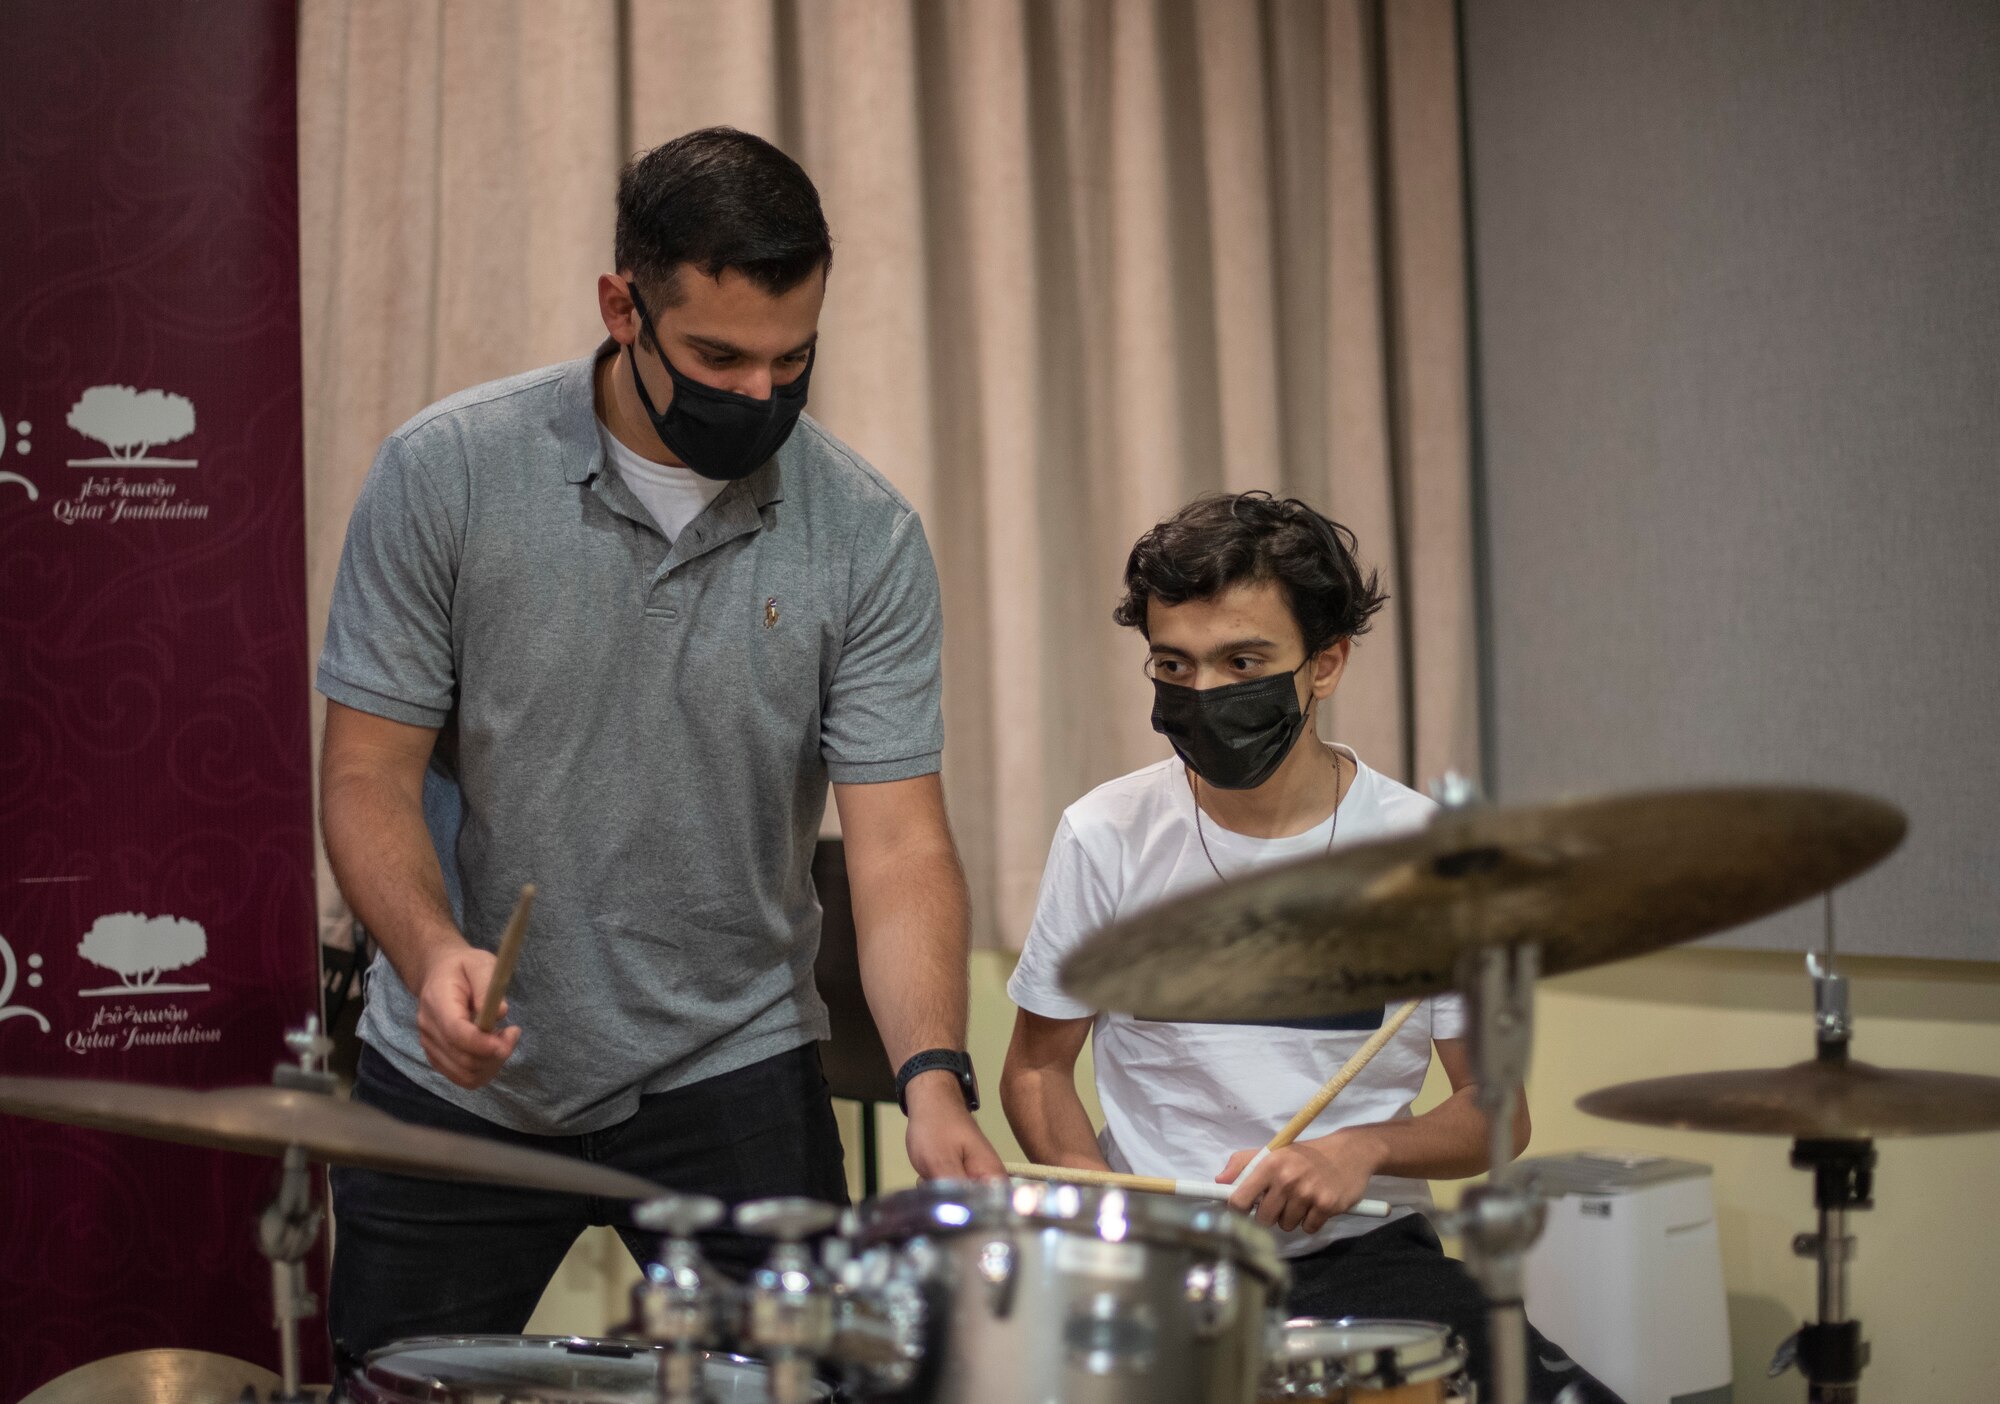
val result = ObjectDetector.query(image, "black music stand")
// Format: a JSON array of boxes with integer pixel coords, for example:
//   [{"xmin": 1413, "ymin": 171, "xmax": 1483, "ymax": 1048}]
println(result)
[{"xmin": 812, "ymin": 838, "xmax": 898, "ymax": 1197}]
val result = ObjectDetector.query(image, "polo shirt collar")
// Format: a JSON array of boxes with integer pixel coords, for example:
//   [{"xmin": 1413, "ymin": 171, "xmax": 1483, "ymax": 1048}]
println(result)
[
  {"xmin": 562, "ymin": 341, "xmax": 789, "ymax": 511},
  {"xmin": 560, "ymin": 347, "xmax": 610, "ymax": 485}
]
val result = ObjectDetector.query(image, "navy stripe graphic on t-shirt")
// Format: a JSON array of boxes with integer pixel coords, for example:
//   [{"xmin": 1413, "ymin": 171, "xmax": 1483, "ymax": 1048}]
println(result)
[{"xmin": 1175, "ymin": 1005, "xmax": 1386, "ymax": 1033}]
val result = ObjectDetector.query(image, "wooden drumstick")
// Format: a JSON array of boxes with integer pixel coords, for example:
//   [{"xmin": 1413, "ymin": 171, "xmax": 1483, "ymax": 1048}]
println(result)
[
  {"xmin": 475, "ymin": 884, "xmax": 536, "ymax": 1034},
  {"xmin": 1006, "ymin": 1161, "xmax": 1213, "ymax": 1197},
  {"xmin": 1237, "ymin": 998, "xmax": 1424, "ymax": 1183},
  {"xmin": 1004, "ymin": 1160, "xmax": 1391, "ymax": 1216}
]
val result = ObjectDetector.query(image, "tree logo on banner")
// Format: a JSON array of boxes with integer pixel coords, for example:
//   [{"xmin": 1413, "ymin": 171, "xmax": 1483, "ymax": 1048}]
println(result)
[
  {"xmin": 0, "ymin": 933, "xmax": 50, "ymax": 1033},
  {"xmin": 76, "ymin": 912, "xmax": 212, "ymax": 997},
  {"xmin": 65, "ymin": 385, "xmax": 198, "ymax": 468},
  {"xmin": 0, "ymin": 397, "xmax": 36, "ymax": 502}
]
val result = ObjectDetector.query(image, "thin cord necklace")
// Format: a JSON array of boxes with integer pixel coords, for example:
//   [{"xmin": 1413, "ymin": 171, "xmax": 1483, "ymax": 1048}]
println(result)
[{"xmin": 1192, "ymin": 742, "xmax": 1347, "ymax": 884}]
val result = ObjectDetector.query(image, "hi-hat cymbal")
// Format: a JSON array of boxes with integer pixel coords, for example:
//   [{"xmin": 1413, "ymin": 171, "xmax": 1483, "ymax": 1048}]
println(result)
[
  {"xmin": 0, "ymin": 1076, "xmax": 666, "ymax": 1199},
  {"xmin": 19, "ymin": 1349, "xmax": 289, "ymax": 1404},
  {"xmin": 1059, "ymin": 786, "xmax": 1905, "ymax": 1020},
  {"xmin": 1577, "ymin": 1060, "xmax": 2000, "ymax": 1138}
]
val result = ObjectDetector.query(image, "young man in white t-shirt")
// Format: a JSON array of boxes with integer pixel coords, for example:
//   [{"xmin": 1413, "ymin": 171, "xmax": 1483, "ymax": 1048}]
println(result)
[{"xmin": 1003, "ymin": 493, "xmax": 1620, "ymax": 1404}]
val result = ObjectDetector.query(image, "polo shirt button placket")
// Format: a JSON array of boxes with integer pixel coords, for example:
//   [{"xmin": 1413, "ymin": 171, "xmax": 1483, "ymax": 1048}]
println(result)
[
  {"xmin": 645, "ymin": 552, "xmax": 680, "ymax": 622},
  {"xmin": 647, "ymin": 579, "xmax": 679, "ymax": 623}
]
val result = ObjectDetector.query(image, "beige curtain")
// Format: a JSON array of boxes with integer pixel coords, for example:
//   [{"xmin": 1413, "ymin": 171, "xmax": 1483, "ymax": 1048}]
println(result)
[{"xmin": 300, "ymin": 0, "xmax": 1477, "ymax": 952}]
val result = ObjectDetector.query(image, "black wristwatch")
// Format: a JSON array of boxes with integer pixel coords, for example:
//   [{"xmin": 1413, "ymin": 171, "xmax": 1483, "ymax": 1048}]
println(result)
[{"xmin": 895, "ymin": 1049, "xmax": 980, "ymax": 1114}]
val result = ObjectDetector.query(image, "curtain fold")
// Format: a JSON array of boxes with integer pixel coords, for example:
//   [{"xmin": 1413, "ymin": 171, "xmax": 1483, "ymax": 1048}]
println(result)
[{"xmin": 300, "ymin": 0, "xmax": 1477, "ymax": 951}]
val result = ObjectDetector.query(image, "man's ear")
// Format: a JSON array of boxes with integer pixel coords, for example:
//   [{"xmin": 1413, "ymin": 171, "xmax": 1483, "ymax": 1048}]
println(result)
[
  {"xmin": 1309, "ymin": 636, "xmax": 1352, "ymax": 701},
  {"xmin": 597, "ymin": 272, "xmax": 641, "ymax": 347}
]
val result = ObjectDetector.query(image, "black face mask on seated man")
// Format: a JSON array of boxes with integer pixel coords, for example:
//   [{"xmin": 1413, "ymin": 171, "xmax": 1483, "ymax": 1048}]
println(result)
[
  {"xmin": 1149, "ymin": 659, "xmax": 1313, "ymax": 792},
  {"xmin": 626, "ymin": 279, "xmax": 815, "ymax": 482}
]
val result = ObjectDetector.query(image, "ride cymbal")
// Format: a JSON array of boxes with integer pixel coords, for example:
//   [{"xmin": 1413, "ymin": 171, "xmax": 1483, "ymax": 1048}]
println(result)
[{"xmin": 1060, "ymin": 786, "xmax": 1905, "ymax": 1020}]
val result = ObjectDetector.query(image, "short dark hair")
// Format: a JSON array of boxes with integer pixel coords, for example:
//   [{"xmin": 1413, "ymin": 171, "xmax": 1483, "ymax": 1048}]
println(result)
[
  {"xmin": 1113, "ymin": 492, "xmax": 1389, "ymax": 654},
  {"xmin": 615, "ymin": 127, "xmax": 833, "ymax": 317}
]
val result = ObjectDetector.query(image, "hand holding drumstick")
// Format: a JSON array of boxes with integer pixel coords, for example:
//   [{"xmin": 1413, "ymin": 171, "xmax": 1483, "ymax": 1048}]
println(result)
[
  {"xmin": 1007, "ymin": 999, "xmax": 1421, "ymax": 1224},
  {"xmin": 1216, "ymin": 999, "xmax": 1423, "ymax": 1233},
  {"xmin": 415, "ymin": 885, "xmax": 534, "ymax": 1091}
]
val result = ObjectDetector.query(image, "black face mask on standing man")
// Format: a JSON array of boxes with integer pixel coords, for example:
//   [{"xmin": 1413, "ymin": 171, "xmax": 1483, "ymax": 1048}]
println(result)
[
  {"xmin": 625, "ymin": 278, "xmax": 814, "ymax": 482},
  {"xmin": 1149, "ymin": 658, "xmax": 1314, "ymax": 792}
]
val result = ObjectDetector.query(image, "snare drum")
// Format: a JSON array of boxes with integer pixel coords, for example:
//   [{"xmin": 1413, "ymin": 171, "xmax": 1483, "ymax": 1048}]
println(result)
[
  {"xmin": 1260, "ymin": 1318, "xmax": 1472, "ymax": 1403},
  {"xmin": 853, "ymin": 1179, "xmax": 1286, "ymax": 1404},
  {"xmin": 347, "ymin": 1336, "xmax": 833, "ymax": 1403}
]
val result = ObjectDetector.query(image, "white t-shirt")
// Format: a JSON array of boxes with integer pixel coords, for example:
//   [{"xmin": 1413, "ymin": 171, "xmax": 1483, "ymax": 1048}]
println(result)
[
  {"xmin": 596, "ymin": 419, "xmax": 727, "ymax": 541},
  {"xmin": 1008, "ymin": 746, "xmax": 1465, "ymax": 1256}
]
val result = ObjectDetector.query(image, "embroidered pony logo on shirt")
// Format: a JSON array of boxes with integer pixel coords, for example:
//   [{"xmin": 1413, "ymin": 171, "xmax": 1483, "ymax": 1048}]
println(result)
[{"xmin": 764, "ymin": 597, "xmax": 780, "ymax": 629}]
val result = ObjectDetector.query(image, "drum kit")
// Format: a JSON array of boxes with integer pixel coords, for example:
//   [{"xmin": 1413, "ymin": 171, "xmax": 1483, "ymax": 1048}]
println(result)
[{"xmin": 6, "ymin": 780, "xmax": 1999, "ymax": 1404}]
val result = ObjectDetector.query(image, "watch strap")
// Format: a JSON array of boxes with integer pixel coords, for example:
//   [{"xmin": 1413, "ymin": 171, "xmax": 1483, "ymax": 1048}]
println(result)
[{"xmin": 895, "ymin": 1048, "xmax": 977, "ymax": 1113}]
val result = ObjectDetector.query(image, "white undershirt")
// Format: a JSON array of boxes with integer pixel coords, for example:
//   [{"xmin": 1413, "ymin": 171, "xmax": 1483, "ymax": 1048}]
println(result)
[{"xmin": 596, "ymin": 418, "xmax": 727, "ymax": 541}]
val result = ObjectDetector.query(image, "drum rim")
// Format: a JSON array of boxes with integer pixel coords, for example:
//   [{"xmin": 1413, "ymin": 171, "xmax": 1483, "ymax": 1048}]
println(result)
[
  {"xmin": 1270, "ymin": 1317, "xmax": 1467, "ymax": 1386},
  {"xmin": 857, "ymin": 1178, "xmax": 1285, "ymax": 1283},
  {"xmin": 358, "ymin": 1337, "xmax": 795, "ymax": 1399}
]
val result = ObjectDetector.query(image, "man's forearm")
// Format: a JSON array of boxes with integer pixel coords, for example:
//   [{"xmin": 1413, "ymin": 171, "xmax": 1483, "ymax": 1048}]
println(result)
[
  {"xmin": 848, "ymin": 840, "xmax": 972, "ymax": 1070},
  {"xmin": 321, "ymin": 764, "xmax": 465, "ymax": 992},
  {"xmin": 840, "ymin": 783, "xmax": 1004, "ymax": 1177},
  {"xmin": 1334, "ymin": 1086, "xmax": 1528, "ymax": 1181},
  {"xmin": 1001, "ymin": 1067, "xmax": 1109, "ymax": 1171}
]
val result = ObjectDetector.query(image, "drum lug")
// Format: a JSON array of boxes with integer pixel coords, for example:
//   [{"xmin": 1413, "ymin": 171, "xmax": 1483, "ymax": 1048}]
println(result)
[
  {"xmin": 829, "ymin": 1274, "xmax": 928, "ymax": 1393},
  {"xmin": 736, "ymin": 1198, "xmax": 841, "ymax": 1404},
  {"xmin": 1065, "ymin": 1291, "xmax": 1159, "ymax": 1375},
  {"xmin": 1183, "ymin": 1258, "xmax": 1239, "ymax": 1338},
  {"xmin": 900, "ymin": 1233, "xmax": 943, "ymax": 1283},
  {"xmin": 628, "ymin": 1191, "xmax": 728, "ymax": 1403},
  {"xmin": 977, "ymin": 1236, "xmax": 1017, "ymax": 1317}
]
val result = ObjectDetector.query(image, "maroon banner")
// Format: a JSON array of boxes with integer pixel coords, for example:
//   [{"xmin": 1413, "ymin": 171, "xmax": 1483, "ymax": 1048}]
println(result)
[{"xmin": 0, "ymin": 2, "xmax": 324, "ymax": 1394}]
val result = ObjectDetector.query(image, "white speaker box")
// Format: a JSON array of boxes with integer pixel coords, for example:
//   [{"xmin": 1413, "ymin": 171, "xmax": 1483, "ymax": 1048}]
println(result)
[{"xmin": 1520, "ymin": 1149, "xmax": 1732, "ymax": 1404}]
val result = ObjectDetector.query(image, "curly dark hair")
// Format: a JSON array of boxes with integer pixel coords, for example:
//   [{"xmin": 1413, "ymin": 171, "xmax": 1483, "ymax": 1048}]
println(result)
[
  {"xmin": 1113, "ymin": 492, "xmax": 1388, "ymax": 654},
  {"xmin": 615, "ymin": 127, "xmax": 832, "ymax": 316}
]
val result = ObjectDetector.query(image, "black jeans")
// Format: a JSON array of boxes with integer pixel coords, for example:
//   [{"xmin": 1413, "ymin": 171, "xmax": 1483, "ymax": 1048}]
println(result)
[
  {"xmin": 1287, "ymin": 1214, "xmax": 1627, "ymax": 1404},
  {"xmin": 329, "ymin": 1041, "xmax": 848, "ymax": 1379}
]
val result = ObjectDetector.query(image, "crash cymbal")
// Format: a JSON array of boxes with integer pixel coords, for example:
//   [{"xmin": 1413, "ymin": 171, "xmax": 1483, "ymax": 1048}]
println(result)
[
  {"xmin": 1577, "ymin": 1059, "xmax": 2000, "ymax": 1138},
  {"xmin": 19, "ymin": 1348, "xmax": 287, "ymax": 1404},
  {"xmin": 1060, "ymin": 786, "xmax": 1904, "ymax": 1020},
  {"xmin": 0, "ymin": 1076, "xmax": 666, "ymax": 1199}
]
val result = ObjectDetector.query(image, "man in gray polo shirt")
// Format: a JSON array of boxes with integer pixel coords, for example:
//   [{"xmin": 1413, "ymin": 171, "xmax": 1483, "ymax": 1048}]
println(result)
[{"xmin": 317, "ymin": 127, "xmax": 1002, "ymax": 1371}]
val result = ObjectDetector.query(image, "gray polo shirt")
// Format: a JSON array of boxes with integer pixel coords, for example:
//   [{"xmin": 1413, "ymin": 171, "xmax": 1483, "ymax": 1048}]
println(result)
[{"xmin": 318, "ymin": 345, "xmax": 943, "ymax": 1134}]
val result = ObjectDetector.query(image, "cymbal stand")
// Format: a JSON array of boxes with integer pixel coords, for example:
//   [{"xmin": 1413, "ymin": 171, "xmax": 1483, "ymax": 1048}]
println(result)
[
  {"xmin": 1452, "ymin": 940, "xmax": 1546, "ymax": 1404},
  {"xmin": 258, "ymin": 1143, "xmax": 323, "ymax": 1402},
  {"xmin": 258, "ymin": 1017, "xmax": 337, "ymax": 1402},
  {"xmin": 1771, "ymin": 952, "xmax": 1872, "ymax": 1403},
  {"xmin": 1427, "ymin": 773, "xmax": 1548, "ymax": 1404},
  {"xmin": 1780, "ymin": 1137, "xmax": 1873, "ymax": 1403}
]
